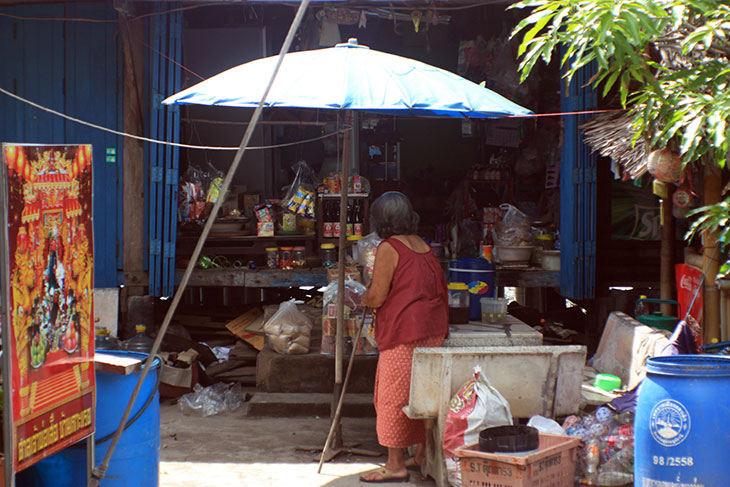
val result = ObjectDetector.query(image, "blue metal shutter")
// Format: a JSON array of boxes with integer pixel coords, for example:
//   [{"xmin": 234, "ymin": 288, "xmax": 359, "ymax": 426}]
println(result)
[
  {"xmin": 559, "ymin": 60, "xmax": 597, "ymax": 300},
  {"xmin": 146, "ymin": 4, "xmax": 182, "ymax": 297},
  {"xmin": 0, "ymin": 3, "xmax": 122, "ymax": 288}
]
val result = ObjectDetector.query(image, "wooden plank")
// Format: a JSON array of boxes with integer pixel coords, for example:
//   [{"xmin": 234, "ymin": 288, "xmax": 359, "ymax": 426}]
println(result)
[
  {"xmin": 176, "ymin": 269, "xmax": 248, "ymax": 287},
  {"xmin": 95, "ymin": 352, "xmax": 143, "ymax": 375},
  {"xmin": 216, "ymin": 366, "xmax": 257, "ymax": 379},
  {"xmin": 245, "ymin": 269, "xmax": 328, "ymax": 288}
]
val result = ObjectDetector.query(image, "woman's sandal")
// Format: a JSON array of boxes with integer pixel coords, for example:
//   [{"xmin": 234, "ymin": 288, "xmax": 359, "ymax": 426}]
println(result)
[
  {"xmin": 359, "ymin": 466, "xmax": 410, "ymax": 483},
  {"xmin": 404, "ymin": 458, "xmax": 422, "ymax": 473}
]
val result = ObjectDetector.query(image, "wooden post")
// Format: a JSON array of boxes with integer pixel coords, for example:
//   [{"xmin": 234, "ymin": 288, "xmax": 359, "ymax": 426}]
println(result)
[
  {"xmin": 660, "ymin": 186, "xmax": 675, "ymax": 317},
  {"xmin": 119, "ymin": 11, "xmax": 147, "ymax": 304},
  {"xmin": 703, "ymin": 165, "xmax": 722, "ymax": 343}
]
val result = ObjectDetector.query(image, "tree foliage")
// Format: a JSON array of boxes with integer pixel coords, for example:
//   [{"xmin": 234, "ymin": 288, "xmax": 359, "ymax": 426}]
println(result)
[
  {"xmin": 510, "ymin": 0, "xmax": 730, "ymax": 276},
  {"xmin": 510, "ymin": 0, "xmax": 730, "ymax": 167}
]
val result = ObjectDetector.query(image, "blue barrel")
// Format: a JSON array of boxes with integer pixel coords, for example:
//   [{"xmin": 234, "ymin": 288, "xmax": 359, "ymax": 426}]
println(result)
[
  {"xmin": 635, "ymin": 355, "xmax": 730, "ymax": 487},
  {"xmin": 448, "ymin": 258, "xmax": 496, "ymax": 320},
  {"xmin": 18, "ymin": 351, "xmax": 161, "ymax": 487}
]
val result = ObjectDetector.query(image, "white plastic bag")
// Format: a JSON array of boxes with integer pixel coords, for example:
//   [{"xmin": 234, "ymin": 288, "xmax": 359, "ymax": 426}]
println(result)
[
  {"xmin": 356, "ymin": 232, "xmax": 382, "ymax": 285},
  {"xmin": 527, "ymin": 415, "xmax": 567, "ymax": 436},
  {"xmin": 263, "ymin": 299, "xmax": 313, "ymax": 354},
  {"xmin": 443, "ymin": 366, "xmax": 513, "ymax": 487}
]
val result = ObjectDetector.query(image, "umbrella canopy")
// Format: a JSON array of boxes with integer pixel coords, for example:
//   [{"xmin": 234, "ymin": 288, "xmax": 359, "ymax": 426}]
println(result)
[{"xmin": 163, "ymin": 38, "xmax": 531, "ymax": 118}]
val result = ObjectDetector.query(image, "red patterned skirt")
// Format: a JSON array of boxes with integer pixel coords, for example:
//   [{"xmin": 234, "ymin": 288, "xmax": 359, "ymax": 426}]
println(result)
[{"xmin": 374, "ymin": 335, "xmax": 445, "ymax": 448}]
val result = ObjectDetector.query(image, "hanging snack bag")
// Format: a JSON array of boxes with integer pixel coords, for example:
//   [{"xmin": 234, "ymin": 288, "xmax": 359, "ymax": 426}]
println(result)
[{"xmin": 281, "ymin": 161, "xmax": 319, "ymax": 219}]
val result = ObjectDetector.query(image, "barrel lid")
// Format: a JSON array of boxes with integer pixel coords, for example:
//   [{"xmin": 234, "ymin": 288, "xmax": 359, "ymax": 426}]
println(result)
[{"xmin": 647, "ymin": 355, "xmax": 730, "ymax": 376}]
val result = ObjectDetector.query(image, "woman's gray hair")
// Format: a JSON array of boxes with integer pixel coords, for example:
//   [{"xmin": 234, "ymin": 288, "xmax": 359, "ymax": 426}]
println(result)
[{"xmin": 369, "ymin": 191, "xmax": 419, "ymax": 238}]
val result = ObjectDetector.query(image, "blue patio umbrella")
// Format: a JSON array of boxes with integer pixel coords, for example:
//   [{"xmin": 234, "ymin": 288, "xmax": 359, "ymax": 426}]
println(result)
[{"xmin": 163, "ymin": 38, "xmax": 532, "ymax": 118}]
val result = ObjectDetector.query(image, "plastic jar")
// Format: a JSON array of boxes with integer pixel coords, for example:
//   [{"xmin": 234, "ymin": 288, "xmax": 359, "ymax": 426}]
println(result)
[
  {"xmin": 321, "ymin": 243, "xmax": 336, "ymax": 268},
  {"xmin": 265, "ymin": 247, "xmax": 279, "ymax": 269},
  {"xmin": 293, "ymin": 246, "xmax": 306, "ymax": 268},
  {"xmin": 347, "ymin": 235, "xmax": 362, "ymax": 261},
  {"xmin": 447, "ymin": 282, "xmax": 470, "ymax": 324},
  {"xmin": 279, "ymin": 247, "xmax": 294, "ymax": 269}
]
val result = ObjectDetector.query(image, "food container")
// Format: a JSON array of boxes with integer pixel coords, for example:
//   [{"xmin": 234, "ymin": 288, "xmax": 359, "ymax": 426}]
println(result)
[
  {"xmin": 448, "ymin": 282, "xmax": 470, "ymax": 324},
  {"xmin": 480, "ymin": 297, "xmax": 508, "ymax": 324},
  {"xmin": 593, "ymin": 373, "xmax": 622, "ymax": 392},
  {"xmin": 321, "ymin": 243, "xmax": 336, "ymax": 268},
  {"xmin": 279, "ymin": 247, "xmax": 293, "ymax": 269},
  {"xmin": 293, "ymin": 246, "xmax": 306, "ymax": 268},
  {"xmin": 282, "ymin": 212, "xmax": 297, "ymax": 232},
  {"xmin": 265, "ymin": 247, "xmax": 279, "ymax": 269},
  {"xmin": 494, "ymin": 246, "xmax": 533, "ymax": 265},
  {"xmin": 541, "ymin": 250, "xmax": 561, "ymax": 271}
]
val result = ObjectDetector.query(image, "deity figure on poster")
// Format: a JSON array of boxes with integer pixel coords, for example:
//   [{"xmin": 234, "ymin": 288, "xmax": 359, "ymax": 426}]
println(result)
[{"xmin": 4, "ymin": 145, "xmax": 93, "ymax": 416}]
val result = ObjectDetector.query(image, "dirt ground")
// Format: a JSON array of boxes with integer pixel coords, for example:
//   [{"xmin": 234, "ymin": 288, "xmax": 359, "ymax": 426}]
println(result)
[{"xmin": 159, "ymin": 399, "xmax": 437, "ymax": 487}]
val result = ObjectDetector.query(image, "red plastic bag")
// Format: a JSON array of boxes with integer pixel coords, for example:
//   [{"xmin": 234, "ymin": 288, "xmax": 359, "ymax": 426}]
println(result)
[{"xmin": 442, "ymin": 366, "xmax": 513, "ymax": 487}]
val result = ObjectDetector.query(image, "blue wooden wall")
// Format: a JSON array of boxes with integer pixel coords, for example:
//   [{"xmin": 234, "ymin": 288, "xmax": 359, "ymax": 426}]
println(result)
[
  {"xmin": 0, "ymin": 3, "xmax": 123, "ymax": 288},
  {"xmin": 560, "ymin": 60, "xmax": 597, "ymax": 301},
  {"xmin": 146, "ymin": 4, "xmax": 182, "ymax": 297}
]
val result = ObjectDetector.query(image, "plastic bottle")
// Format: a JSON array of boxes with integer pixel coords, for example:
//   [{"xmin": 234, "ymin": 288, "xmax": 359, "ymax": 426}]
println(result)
[
  {"xmin": 598, "ymin": 446, "xmax": 634, "ymax": 486},
  {"xmin": 635, "ymin": 295, "xmax": 649, "ymax": 317},
  {"xmin": 584, "ymin": 437, "xmax": 601, "ymax": 485},
  {"xmin": 122, "ymin": 324, "xmax": 154, "ymax": 354},
  {"xmin": 95, "ymin": 328, "xmax": 120, "ymax": 351}
]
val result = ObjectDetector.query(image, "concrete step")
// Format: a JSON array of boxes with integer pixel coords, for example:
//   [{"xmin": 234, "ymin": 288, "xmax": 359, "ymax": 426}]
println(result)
[
  {"xmin": 256, "ymin": 346, "xmax": 378, "ymax": 393},
  {"xmin": 246, "ymin": 392, "xmax": 375, "ymax": 417}
]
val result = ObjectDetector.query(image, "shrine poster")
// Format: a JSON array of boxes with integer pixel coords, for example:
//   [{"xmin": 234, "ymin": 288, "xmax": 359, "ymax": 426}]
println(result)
[{"xmin": 1, "ymin": 144, "xmax": 95, "ymax": 472}]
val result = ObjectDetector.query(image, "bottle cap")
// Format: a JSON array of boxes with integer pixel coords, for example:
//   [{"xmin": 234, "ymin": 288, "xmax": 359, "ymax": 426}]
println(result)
[
  {"xmin": 321, "ymin": 243, "xmax": 335, "ymax": 249},
  {"xmin": 347, "ymin": 235, "xmax": 362, "ymax": 241},
  {"xmin": 265, "ymin": 247, "xmax": 279, "ymax": 252},
  {"xmin": 293, "ymin": 246, "xmax": 306, "ymax": 251},
  {"xmin": 135, "ymin": 324, "xmax": 147, "ymax": 333},
  {"xmin": 96, "ymin": 328, "xmax": 109, "ymax": 336}
]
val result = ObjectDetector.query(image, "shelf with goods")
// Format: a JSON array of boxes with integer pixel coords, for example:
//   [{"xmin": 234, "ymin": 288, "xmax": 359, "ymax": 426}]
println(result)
[{"xmin": 316, "ymin": 193, "xmax": 370, "ymax": 248}]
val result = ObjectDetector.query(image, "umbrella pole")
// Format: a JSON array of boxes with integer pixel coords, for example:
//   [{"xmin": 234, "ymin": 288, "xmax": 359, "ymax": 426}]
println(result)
[{"xmin": 333, "ymin": 112, "xmax": 350, "ymax": 448}]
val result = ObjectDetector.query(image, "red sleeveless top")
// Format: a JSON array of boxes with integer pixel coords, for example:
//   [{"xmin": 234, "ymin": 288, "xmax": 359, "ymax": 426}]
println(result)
[{"xmin": 374, "ymin": 238, "xmax": 449, "ymax": 351}]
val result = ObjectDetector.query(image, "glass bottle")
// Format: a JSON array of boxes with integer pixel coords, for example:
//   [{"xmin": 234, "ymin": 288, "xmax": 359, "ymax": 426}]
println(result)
[
  {"xmin": 354, "ymin": 200, "xmax": 363, "ymax": 236},
  {"xmin": 279, "ymin": 247, "xmax": 294, "ymax": 269},
  {"xmin": 321, "ymin": 243, "xmax": 336, "ymax": 268},
  {"xmin": 293, "ymin": 246, "xmax": 306, "ymax": 268},
  {"xmin": 265, "ymin": 247, "xmax": 279, "ymax": 269}
]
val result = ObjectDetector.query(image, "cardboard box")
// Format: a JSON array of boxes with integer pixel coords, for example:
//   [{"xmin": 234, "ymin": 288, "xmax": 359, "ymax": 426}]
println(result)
[
  {"xmin": 257, "ymin": 221, "xmax": 274, "ymax": 237},
  {"xmin": 226, "ymin": 308, "xmax": 266, "ymax": 350},
  {"xmin": 455, "ymin": 434, "xmax": 580, "ymax": 487}
]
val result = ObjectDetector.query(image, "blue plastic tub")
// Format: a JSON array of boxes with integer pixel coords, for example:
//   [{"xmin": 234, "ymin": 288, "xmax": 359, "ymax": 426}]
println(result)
[
  {"xmin": 635, "ymin": 355, "xmax": 730, "ymax": 486},
  {"xmin": 448, "ymin": 258, "xmax": 496, "ymax": 321},
  {"xmin": 17, "ymin": 351, "xmax": 161, "ymax": 487}
]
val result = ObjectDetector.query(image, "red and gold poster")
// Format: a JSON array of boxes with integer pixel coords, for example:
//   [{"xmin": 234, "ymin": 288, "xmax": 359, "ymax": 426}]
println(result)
[{"xmin": 1, "ymin": 144, "xmax": 95, "ymax": 472}]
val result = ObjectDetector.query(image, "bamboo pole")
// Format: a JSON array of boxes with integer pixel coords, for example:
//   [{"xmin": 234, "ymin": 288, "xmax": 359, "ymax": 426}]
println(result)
[
  {"xmin": 703, "ymin": 165, "xmax": 722, "ymax": 344},
  {"xmin": 660, "ymin": 186, "xmax": 675, "ymax": 317}
]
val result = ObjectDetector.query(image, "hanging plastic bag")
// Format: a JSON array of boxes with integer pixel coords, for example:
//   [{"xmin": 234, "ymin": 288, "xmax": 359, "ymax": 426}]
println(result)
[
  {"xmin": 493, "ymin": 203, "xmax": 533, "ymax": 247},
  {"xmin": 281, "ymin": 161, "xmax": 319, "ymax": 219},
  {"xmin": 357, "ymin": 232, "xmax": 382, "ymax": 285},
  {"xmin": 320, "ymin": 279, "xmax": 376, "ymax": 355},
  {"xmin": 263, "ymin": 299, "xmax": 313, "ymax": 354},
  {"xmin": 443, "ymin": 366, "xmax": 513, "ymax": 487}
]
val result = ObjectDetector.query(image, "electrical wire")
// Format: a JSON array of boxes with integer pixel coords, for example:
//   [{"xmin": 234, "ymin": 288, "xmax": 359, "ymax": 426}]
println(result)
[{"xmin": 0, "ymin": 86, "xmax": 348, "ymax": 151}]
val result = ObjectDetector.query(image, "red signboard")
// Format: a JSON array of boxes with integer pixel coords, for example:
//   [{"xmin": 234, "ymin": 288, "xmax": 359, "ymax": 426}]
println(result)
[{"xmin": 1, "ymin": 144, "xmax": 95, "ymax": 472}]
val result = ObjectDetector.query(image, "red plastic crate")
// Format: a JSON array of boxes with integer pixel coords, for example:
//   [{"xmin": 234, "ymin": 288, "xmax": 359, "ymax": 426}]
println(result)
[{"xmin": 455, "ymin": 433, "xmax": 580, "ymax": 487}]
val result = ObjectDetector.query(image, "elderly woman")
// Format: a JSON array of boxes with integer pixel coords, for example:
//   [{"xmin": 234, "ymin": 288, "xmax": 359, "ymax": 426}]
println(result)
[{"xmin": 359, "ymin": 191, "xmax": 449, "ymax": 483}]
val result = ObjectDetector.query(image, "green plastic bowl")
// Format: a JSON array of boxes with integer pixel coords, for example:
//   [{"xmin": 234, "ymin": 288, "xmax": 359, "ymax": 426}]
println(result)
[{"xmin": 594, "ymin": 373, "xmax": 622, "ymax": 392}]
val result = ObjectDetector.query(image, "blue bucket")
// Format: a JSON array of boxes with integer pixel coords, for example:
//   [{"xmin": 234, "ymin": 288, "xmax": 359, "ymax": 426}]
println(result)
[
  {"xmin": 17, "ymin": 351, "xmax": 161, "ymax": 487},
  {"xmin": 635, "ymin": 355, "xmax": 730, "ymax": 487},
  {"xmin": 448, "ymin": 258, "xmax": 496, "ymax": 320}
]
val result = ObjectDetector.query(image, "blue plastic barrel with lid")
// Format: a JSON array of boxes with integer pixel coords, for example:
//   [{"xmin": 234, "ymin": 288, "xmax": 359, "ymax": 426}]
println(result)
[
  {"xmin": 448, "ymin": 258, "xmax": 496, "ymax": 321},
  {"xmin": 18, "ymin": 350, "xmax": 161, "ymax": 487},
  {"xmin": 635, "ymin": 355, "xmax": 730, "ymax": 486}
]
